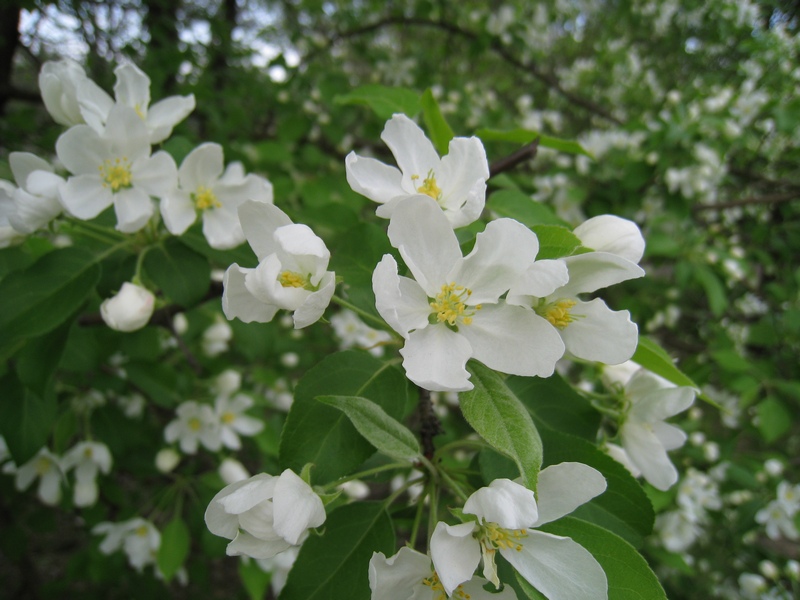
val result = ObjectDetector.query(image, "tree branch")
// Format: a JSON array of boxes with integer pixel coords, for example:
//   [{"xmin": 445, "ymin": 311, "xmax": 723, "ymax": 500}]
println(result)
[
  {"xmin": 489, "ymin": 138, "xmax": 540, "ymax": 178},
  {"xmin": 693, "ymin": 192, "xmax": 799, "ymax": 212},
  {"xmin": 417, "ymin": 387, "xmax": 442, "ymax": 460}
]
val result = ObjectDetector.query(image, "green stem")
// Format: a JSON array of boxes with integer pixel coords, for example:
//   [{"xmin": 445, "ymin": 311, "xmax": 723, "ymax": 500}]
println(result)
[
  {"xmin": 65, "ymin": 217, "xmax": 126, "ymax": 241},
  {"xmin": 408, "ymin": 480, "xmax": 429, "ymax": 549},
  {"xmin": 329, "ymin": 294, "xmax": 398, "ymax": 335},
  {"xmin": 590, "ymin": 399, "xmax": 623, "ymax": 419},
  {"xmin": 434, "ymin": 438, "xmax": 488, "ymax": 458},
  {"xmin": 322, "ymin": 461, "xmax": 411, "ymax": 491},
  {"xmin": 438, "ymin": 468, "xmax": 470, "ymax": 502}
]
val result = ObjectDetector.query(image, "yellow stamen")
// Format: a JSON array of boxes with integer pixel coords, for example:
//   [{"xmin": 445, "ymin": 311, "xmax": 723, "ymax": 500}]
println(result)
[
  {"xmin": 99, "ymin": 157, "xmax": 133, "ymax": 192},
  {"xmin": 430, "ymin": 283, "xmax": 480, "ymax": 327},
  {"xmin": 135, "ymin": 525, "xmax": 149, "ymax": 537},
  {"xmin": 83, "ymin": 447, "xmax": 94, "ymax": 459},
  {"xmin": 422, "ymin": 572, "xmax": 472, "ymax": 600},
  {"xmin": 279, "ymin": 271, "xmax": 310, "ymax": 288},
  {"xmin": 482, "ymin": 522, "xmax": 527, "ymax": 553},
  {"xmin": 413, "ymin": 169, "xmax": 443, "ymax": 201},
  {"xmin": 133, "ymin": 103, "xmax": 146, "ymax": 120},
  {"xmin": 188, "ymin": 417, "xmax": 202, "ymax": 431},
  {"xmin": 35, "ymin": 457, "xmax": 52, "ymax": 476},
  {"xmin": 537, "ymin": 298, "xmax": 579, "ymax": 329},
  {"xmin": 221, "ymin": 411, "xmax": 236, "ymax": 424},
  {"xmin": 192, "ymin": 185, "xmax": 221, "ymax": 211}
]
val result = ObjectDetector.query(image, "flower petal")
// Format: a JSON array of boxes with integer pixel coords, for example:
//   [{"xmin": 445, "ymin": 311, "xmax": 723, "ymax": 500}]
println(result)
[
  {"xmin": 226, "ymin": 530, "xmax": 292, "ymax": 559},
  {"xmin": 133, "ymin": 151, "xmax": 178, "ymax": 197},
  {"xmin": 222, "ymin": 264, "xmax": 280, "ymax": 323},
  {"xmin": 438, "ymin": 136, "xmax": 489, "ymax": 209},
  {"xmin": 620, "ymin": 421, "xmax": 679, "ymax": 491},
  {"xmin": 203, "ymin": 206, "xmax": 245, "ymax": 249},
  {"xmin": 503, "ymin": 530, "xmax": 608, "ymax": 600},
  {"xmin": 160, "ymin": 190, "xmax": 197, "ymax": 235},
  {"xmin": 464, "ymin": 478, "xmax": 538, "ymax": 530},
  {"xmin": 217, "ymin": 473, "xmax": 277, "ymax": 515},
  {"xmin": 430, "ymin": 521, "xmax": 481, "ymax": 597},
  {"xmin": 59, "ymin": 175, "xmax": 112, "ymax": 219},
  {"xmin": 239, "ymin": 200, "xmax": 293, "ymax": 261},
  {"xmin": 507, "ymin": 259, "xmax": 570, "ymax": 301},
  {"xmin": 381, "ymin": 114, "xmax": 439, "ymax": 187},
  {"xmin": 400, "ymin": 325, "xmax": 473, "ymax": 392},
  {"xmin": 558, "ymin": 299, "xmax": 639, "ymax": 364},
  {"xmin": 345, "ymin": 152, "xmax": 404, "ymax": 205},
  {"xmin": 113, "ymin": 187, "xmax": 154, "ymax": 233},
  {"xmin": 76, "ymin": 79, "xmax": 114, "ymax": 131},
  {"xmin": 179, "ymin": 142, "xmax": 224, "ymax": 190},
  {"xmin": 293, "ymin": 271, "xmax": 336, "ymax": 328},
  {"xmin": 10, "ymin": 152, "xmax": 53, "ymax": 188},
  {"xmin": 114, "ymin": 63, "xmax": 151, "ymax": 115},
  {"xmin": 533, "ymin": 463, "xmax": 607, "ymax": 526},
  {"xmin": 372, "ymin": 254, "xmax": 430, "ymax": 338},
  {"xmin": 629, "ymin": 385, "xmax": 696, "ymax": 423},
  {"xmin": 369, "ymin": 548, "xmax": 430, "ymax": 600},
  {"xmin": 272, "ymin": 469, "xmax": 326, "ymax": 545},
  {"xmin": 56, "ymin": 125, "xmax": 110, "ymax": 175},
  {"xmin": 460, "ymin": 303, "xmax": 564, "ymax": 378},
  {"xmin": 558, "ymin": 252, "xmax": 645, "ymax": 297},
  {"xmin": 147, "ymin": 94, "xmax": 195, "ymax": 144},
  {"xmin": 574, "ymin": 215, "xmax": 644, "ymax": 264}
]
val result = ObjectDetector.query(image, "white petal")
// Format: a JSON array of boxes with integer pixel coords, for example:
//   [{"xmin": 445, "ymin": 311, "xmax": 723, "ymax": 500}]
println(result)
[
  {"xmin": 114, "ymin": 63, "xmax": 151, "ymax": 114},
  {"xmin": 400, "ymin": 325, "xmax": 473, "ymax": 392},
  {"xmin": 38, "ymin": 471, "xmax": 62, "ymax": 505},
  {"xmin": 133, "ymin": 151, "xmax": 178, "ymax": 197},
  {"xmin": 160, "ymin": 191, "xmax": 197, "ymax": 235},
  {"xmin": 113, "ymin": 188, "xmax": 154, "ymax": 233},
  {"xmin": 74, "ymin": 478, "xmax": 99, "ymax": 507},
  {"xmin": 24, "ymin": 170, "xmax": 62, "ymax": 200},
  {"xmin": 10, "ymin": 187, "xmax": 62, "ymax": 233},
  {"xmin": 629, "ymin": 386, "xmax": 695, "ymax": 423},
  {"xmin": 274, "ymin": 224, "xmax": 330, "ymax": 280},
  {"xmin": 381, "ymin": 114, "xmax": 440, "ymax": 186},
  {"xmin": 10, "ymin": 152, "xmax": 53, "ymax": 188},
  {"xmin": 460, "ymin": 304, "xmax": 564, "ymax": 378},
  {"xmin": 559, "ymin": 299, "xmax": 639, "ymax": 364},
  {"xmin": 445, "ymin": 177, "xmax": 487, "ymax": 229},
  {"xmin": 293, "ymin": 271, "xmax": 336, "ymax": 329},
  {"xmin": 179, "ymin": 142, "xmax": 224, "ymax": 190},
  {"xmin": 372, "ymin": 254, "xmax": 430, "ymax": 338},
  {"xmin": 574, "ymin": 215, "xmax": 644, "ymax": 264},
  {"xmin": 59, "ymin": 175, "xmax": 113, "ymax": 219},
  {"xmin": 559, "ymin": 252, "xmax": 645, "ymax": 297},
  {"xmin": 239, "ymin": 201, "xmax": 293, "ymax": 261},
  {"xmin": 344, "ymin": 152, "xmax": 404, "ymax": 205},
  {"xmin": 226, "ymin": 530, "xmax": 292, "ymax": 559},
  {"xmin": 217, "ymin": 474, "xmax": 277, "ymax": 514},
  {"xmin": 76, "ymin": 78, "xmax": 114, "ymax": 131},
  {"xmin": 464, "ymin": 479, "xmax": 538, "ymax": 530},
  {"xmin": 507, "ymin": 259, "xmax": 570, "ymax": 301},
  {"xmin": 387, "ymin": 196, "xmax": 461, "ymax": 296},
  {"xmin": 272, "ymin": 469, "xmax": 326, "ymax": 545},
  {"xmin": 56, "ymin": 125, "xmax": 110, "ymax": 175},
  {"xmin": 369, "ymin": 548, "xmax": 430, "ymax": 600},
  {"xmin": 247, "ymin": 254, "xmax": 307, "ymax": 310},
  {"xmin": 503, "ymin": 530, "xmax": 608, "ymax": 600},
  {"xmin": 203, "ymin": 207, "xmax": 245, "ymax": 249},
  {"xmin": 533, "ymin": 463, "xmax": 607, "ymax": 526},
  {"xmin": 460, "ymin": 576, "xmax": 519, "ymax": 599},
  {"xmin": 438, "ymin": 136, "xmax": 489, "ymax": 210},
  {"xmin": 106, "ymin": 106, "xmax": 151, "ymax": 162},
  {"xmin": 222, "ymin": 264, "xmax": 280, "ymax": 323},
  {"xmin": 454, "ymin": 218, "xmax": 539, "ymax": 304},
  {"xmin": 652, "ymin": 422, "xmax": 688, "ymax": 451},
  {"xmin": 146, "ymin": 94, "xmax": 195, "ymax": 143},
  {"xmin": 430, "ymin": 521, "xmax": 481, "ymax": 597},
  {"xmin": 620, "ymin": 422, "xmax": 679, "ymax": 491}
]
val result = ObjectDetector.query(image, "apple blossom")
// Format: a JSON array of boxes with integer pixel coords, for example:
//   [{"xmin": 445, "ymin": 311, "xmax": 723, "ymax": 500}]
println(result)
[
  {"xmin": 0, "ymin": 181, "xmax": 26, "ymax": 248},
  {"xmin": 56, "ymin": 105, "xmax": 178, "ymax": 232},
  {"xmin": 430, "ymin": 463, "xmax": 608, "ymax": 599},
  {"xmin": 222, "ymin": 200, "xmax": 336, "ymax": 329},
  {"xmin": 39, "ymin": 59, "xmax": 90, "ymax": 126},
  {"xmin": 369, "ymin": 546, "xmax": 518, "ymax": 600},
  {"xmin": 345, "ymin": 113, "xmax": 489, "ymax": 228},
  {"xmin": 4, "ymin": 152, "xmax": 65, "ymax": 234},
  {"xmin": 12, "ymin": 447, "xmax": 64, "ymax": 506},
  {"xmin": 373, "ymin": 196, "xmax": 564, "ymax": 391},
  {"xmin": 93, "ymin": 517, "xmax": 161, "ymax": 572},
  {"xmin": 214, "ymin": 393, "xmax": 264, "ymax": 450},
  {"xmin": 204, "ymin": 469, "xmax": 326, "ymax": 559},
  {"xmin": 161, "ymin": 142, "xmax": 274, "ymax": 249},
  {"xmin": 62, "ymin": 440, "xmax": 113, "ymax": 507},
  {"xmin": 164, "ymin": 401, "xmax": 222, "ymax": 454},
  {"xmin": 100, "ymin": 282, "xmax": 156, "ymax": 332}
]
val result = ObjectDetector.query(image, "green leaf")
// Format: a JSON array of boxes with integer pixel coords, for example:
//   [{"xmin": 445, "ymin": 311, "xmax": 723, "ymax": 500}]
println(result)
[
  {"xmin": 126, "ymin": 361, "xmax": 180, "ymax": 408},
  {"xmin": 280, "ymin": 351, "xmax": 411, "ymax": 483},
  {"xmin": 0, "ymin": 246, "xmax": 100, "ymax": 359},
  {"xmin": 488, "ymin": 190, "xmax": 566, "ymax": 227},
  {"xmin": 156, "ymin": 517, "xmax": 190, "ymax": 582},
  {"xmin": 631, "ymin": 336, "xmax": 701, "ymax": 392},
  {"xmin": 693, "ymin": 264, "xmax": 728, "ymax": 317},
  {"xmin": 537, "ymin": 427, "xmax": 654, "ymax": 547},
  {"xmin": 538, "ymin": 517, "xmax": 667, "ymax": 600},
  {"xmin": 239, "ymin": 559, "xmax": 273, "ymax": 600},
  {"xmin": 461, "ymin": 362, "xmax": 543, "ymax": 489},
  {"xmin": 755, "ymin": 397, "xmax": 792, "ymax": 443},
  {"xmin": 334, "ymin": 85, "xmax": 421, "ymax": 120},
  {"xmin": 476, "ymin": 128, "xmax": 593, "ymax": 157},
  {"xmin": 530, "ymin": 225, "xmax": 587, "ymax": 260},
  {"xmin": 506, "ymin": 373, "xmax": 601, "ymax": 440},
  {"xmin": 318, "ymin": 395, "xmax": 421, "ymax": 460},
  {"xmin": 16, "ymin": 319, "xmax": 72, "ymax": 397},
  {"xmin": 0, "ymin": 372, "xmax": 58, "ymax": 464},
  {"xmin": 420, "ymin": 88, "xmax": 455, "ymax": 155},
  {"xmin": 279, "ymin": 502, "xmax": 395, "ymax": 600},
  {"xmin": 143, "ymin": 238, "xmax": 211, "ymax": 306}
]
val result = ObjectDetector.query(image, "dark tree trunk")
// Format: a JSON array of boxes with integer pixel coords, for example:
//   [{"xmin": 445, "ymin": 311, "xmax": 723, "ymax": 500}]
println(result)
[{"xmin": 0, "ymin": 2, "xmax": 21, "ymax": 117}]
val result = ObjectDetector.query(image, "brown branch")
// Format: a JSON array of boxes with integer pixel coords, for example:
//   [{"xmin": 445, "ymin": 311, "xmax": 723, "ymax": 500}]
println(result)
[
  {"xmin": 489, "ymin": 138, "xmax": 540, "ymax": 178},
  {"xmin": 417, "ymin": 387, "xmax": 442, "ymax": 460},
  {"xmin": 693, "ymin": 192, "xmax": 800, "ymax": 212},
  {"xmin": 318, "ymin": 17, "xmax": 623, "ymax": 126}
]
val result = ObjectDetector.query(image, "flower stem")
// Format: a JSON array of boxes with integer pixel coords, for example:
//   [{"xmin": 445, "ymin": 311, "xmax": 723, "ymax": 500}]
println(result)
[
  {"xmin": 329, "ymin": 294, "xmax": 396, "ymax": 334},
  {"xmin": 322, "ymin": 461, "xmax": 411, "ymax": 491}
]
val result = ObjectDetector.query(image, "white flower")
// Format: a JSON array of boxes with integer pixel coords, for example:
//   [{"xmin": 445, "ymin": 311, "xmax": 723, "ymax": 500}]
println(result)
[
  {"xmin": 756, "ymin": 500, "xmax": 799, "ymax": 541},
  {"xmin": 5, "ymin": 152, "xmax": 65, "ymax": 234},
  {"xmin": 656, "ymin": 510, "xmax": 701, "ymax": 553},
  {"xmin": 776, "ymin": 481, "xmax": 800, "ymax": 514},
  {"xmin": 204, "ymin": 470, "xmax": 326, "ymax": 559},
  {"xmin": 100, "ymin": 282, "xmax": 156, "ymax": 332},
  {"xmin": 62, "ymin": 441, "xmax": 112, "ymax": 507},
  {"xmin": 223, "ymin": 201, "xmax": 336, "ymax": 329},
  {"xmin": 219, "ymin": 457, "xmax": 251, "ymax": 484},
  {"xmin": 257, "ymin": 546, "xmax": 301, "ymax": 596},
  {"xmin": 373, "ymin": 196, "xmax": 563, "ymax": 392},
  {"xmin": 161, "ymin": 143, "xmax": 274, "ymax": 249},
  {"xmin": 164, "ymin": 401, "xmax": 222, "ymax": 454},
  {"xmin": 603, "ymin": 442, "xmax": 641, "ymax": 478},
  {"xmin": 345, "ymin": 113, "xmax": 489, "ymax": 228},
  {"xmin": 573, "ymin": 215, "xmax": 645, "ymax": 264},
  {"xmin": 430, "ymin": 463, "xmax": 608, "ymax": 599},
  {"xmin": 215, "ymin": 393, "xmax": 264, "ymax": 450},
  {"xmin": 0, "ymin": 181, "xmax": 25, "ymax": 248},
  {"xmin": 39, "ymin": 59, "xmax": 89, "ymax": 126},
  {"xmin": 330, "ymin": 309, "xmax": 392, "ymax": 356},
  {"xmin": 212, "ymin": 369, "xmax": 242, "ymax": 396},
  {"xmin": 13, "ymin": 448, "xmax": 63, "ymax": 505},
  {"xmin": 369, "ymin": 546, "xmax": 518, "ymax": 600},
  {"xmin": 202, "ymin": 317, "xmax": 233, "ymax": 356},
  {"xmin": 56, "ymin": 105, "xmax": 178, "ymax": 232},
  {"xmin": 121, "ymin": 519, "xmax": 161, "ymax": 571},
  {"xmin": 78, "ymin": 62, "xmax": 195, "ymax": 144},
  {"xmin": 155, "ymin": 448, "xmax": 181, "ymax": 473},
  {"xmin": 617, "ymin": 370, "xmax": 695, "ymax": 491}
]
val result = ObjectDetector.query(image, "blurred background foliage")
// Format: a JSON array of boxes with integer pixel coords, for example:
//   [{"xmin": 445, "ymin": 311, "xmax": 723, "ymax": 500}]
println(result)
[{"xmin": 0, "ymin": 0, "xmax": 799, "ymax": 598}]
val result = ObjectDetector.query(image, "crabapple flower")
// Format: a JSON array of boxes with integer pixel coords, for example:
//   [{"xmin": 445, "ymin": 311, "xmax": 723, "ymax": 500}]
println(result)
[
  {"xmin": 223, "ymin": 201, "xmax": 335, "ymax": 329},
  {"xmin": 373, "ymin": 196, "xmax": 564, "ymax": 391},
  {"xmin": 202, "ymin": 316, "xmax": 233, "ymax": 356},
  {"xmin": 330, "ymin": 309, "xmax": 392, "ymax": 356},
  {"xmin": 0, "ymin": 181, "xmax": 26, "ymax": 248},
  {"xmin": 214, "ymin": 393, "xmax": 264, "ymax": 450},
  {"xmin": 161, "ymin": 143, "xmax": 274, "ymax": 249},
  {"xmin": 39, "ymin": 59, "xmax": 89, "ymax": 126},
  {"xmin": 507, "ymin": 250, "xmax": 644, "ymax": 365},
  {"xmin": 617, "ymin": 369, "xmax": 696, "ymax": 491},
  {"xmin": 100, "ymin": 282, "xmax": 156, "ymax": 332},
  {"xmin": 77, "ymin": 62, "xmax": 195, "ymax": 144},
  {"xmin": 204, "ymin": 470, "xmax": 326, "ymax": 559},
  {"xmin": 13, "ymin": 447, "xmax": 64, "ymax": 505},
  {"xmin": 56, "ymin": 105, "xmax": 177, "ymax": 232},
  {"xmin": 345, "ymin": 113, "xmax": 489, "ymax": 228},
  {"xmin": 430, "ymin": 463, "xmax": 608, "ymax": 599},
  {"xmin": 369, "ymin": 546, "xmax": 518, "ymax": 600},
  {"xmin": 62, "ymin": 441, "xmax": 112, "ymax": 507},
  {"xmin": 5, "ymin": 152, "xmax": 65, "ymax": 234},
  {"xmin": 164, "ymin": 401, "xmax": 222, "ymax": 454},
  {"xmin": 93, "ymin": 518, "xmax": 161, "ymax": 572}
]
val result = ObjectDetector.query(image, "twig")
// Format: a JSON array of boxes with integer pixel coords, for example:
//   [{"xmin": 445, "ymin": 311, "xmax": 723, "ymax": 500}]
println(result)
[
  {"xmin": 489, "ymin": 138, "xmax": 540, "ymax": 178},
  {"xmin": 417, "ymin": 387, "xmax": 442, "ymax": 460},
  {"xmin": 693, "ymin": 192, "xmax": 799, "ymax": 212}
]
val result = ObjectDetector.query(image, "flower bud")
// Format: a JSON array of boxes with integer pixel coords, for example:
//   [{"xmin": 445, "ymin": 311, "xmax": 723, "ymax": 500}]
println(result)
[
  {"xmin": 39, "ymin": 59, "xmax": 88, "ymax": 126},
  {"xmin": 100, "ymin": 283, "xmax": 155, "ymax": 332},
  {"xmin": 155, "ymin": 448, "xmax": 181, "ymax": 473}
]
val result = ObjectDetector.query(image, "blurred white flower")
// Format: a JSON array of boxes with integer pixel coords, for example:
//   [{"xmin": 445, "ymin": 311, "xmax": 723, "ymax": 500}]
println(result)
[
  {"xmin": 215, "ymin": 393, "xmax": 264, "ymax": 450},
  {"xmin": 39, "ymin": 59, "xmax": 89, "ymax": 126},
  {"xmin": 164, "ymin": 401, "xmax": 222, "ymax": 454},
  {"xmin": 202, "ymin": 317, "xmax": 233, "ymax": 357},
  {"xmin": 13, "ymin": 448, "xmax": 63, "ymax": 505},
  {"xmin": 62, "ymin": 441, "xmax": 112, "ymax": 507},
  {"xmin": 155, "ymin": 448, "xmax": 181, "ymax": 473},
  {"xmin": 100, "ymin": 282, "xmax": 155, "ymax": 332}
]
